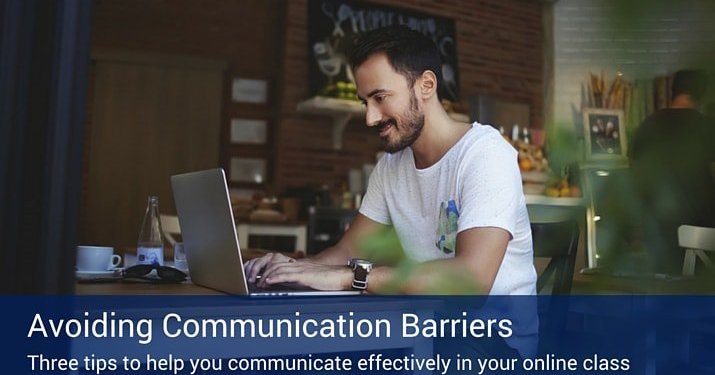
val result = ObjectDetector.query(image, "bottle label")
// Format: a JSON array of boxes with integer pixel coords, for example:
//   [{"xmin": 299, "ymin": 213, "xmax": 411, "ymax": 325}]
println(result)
[{"xmin": 137, "ymin": 246, "xmax": 164, "ymax": 266}]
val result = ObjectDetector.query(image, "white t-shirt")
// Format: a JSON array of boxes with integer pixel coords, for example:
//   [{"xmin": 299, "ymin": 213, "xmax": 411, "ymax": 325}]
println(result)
[{"xmin": 359, "ymin": 122, "xmax": 537, "ymax": 295}]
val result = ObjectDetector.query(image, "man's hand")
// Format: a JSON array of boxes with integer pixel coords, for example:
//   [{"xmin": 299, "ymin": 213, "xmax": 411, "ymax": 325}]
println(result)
[
  {"xmin": 243, "ymin": 252, "xmax": 295, "ymax": 283},
  {"xmin": 259, "ymin": 259, "xmax": 352, "ymax": 291},
  {"xmin": 243, "ymin": 253, "xmax": 352, "ymax": 291}
]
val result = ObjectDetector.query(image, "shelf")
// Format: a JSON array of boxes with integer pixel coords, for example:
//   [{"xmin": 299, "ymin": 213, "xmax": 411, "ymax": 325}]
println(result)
[
  {"xmin": 296, "ymin": 97, "xmax": 364, "ymax": 150},
  {"xmin": 525, "ymin": 194, "xmax": 585, "ymax": 207},
  {"xmin": 297, "ymin": 96, "xmax": 364, "ymax": 116},
  {"xmin": 296, "ymin": 96, "xmax": 471, "ymax": 150}
]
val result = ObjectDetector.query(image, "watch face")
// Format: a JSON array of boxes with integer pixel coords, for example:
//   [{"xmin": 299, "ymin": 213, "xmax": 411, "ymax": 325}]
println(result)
[{"xmin": 352, "ymin": 259, "xmax": 373, "ymax": 271}]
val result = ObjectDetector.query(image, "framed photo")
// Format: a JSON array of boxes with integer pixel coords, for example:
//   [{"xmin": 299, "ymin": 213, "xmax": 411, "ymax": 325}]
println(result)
[
  {"xmin": 582, "ymin": 108, "xmax": 627, "ymax": 160},
  {"xmin": 230, "ymin": 118, "xmax": 267, "ymax": 144},
  {"xmin": 230, "ymin": 157, "xmax": 267, "ymax": 184}
]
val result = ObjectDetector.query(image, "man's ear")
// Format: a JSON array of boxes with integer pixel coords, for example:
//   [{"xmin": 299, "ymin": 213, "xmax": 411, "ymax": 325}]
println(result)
[{"xmin": 417, "ymin": 70, "xmax": 438, "ymax": 100}]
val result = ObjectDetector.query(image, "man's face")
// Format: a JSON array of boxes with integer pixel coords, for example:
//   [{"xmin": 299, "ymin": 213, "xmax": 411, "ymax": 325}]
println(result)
[{"xmin": 355, "ymin": 53, "xmax": 424, "ymax": 153}]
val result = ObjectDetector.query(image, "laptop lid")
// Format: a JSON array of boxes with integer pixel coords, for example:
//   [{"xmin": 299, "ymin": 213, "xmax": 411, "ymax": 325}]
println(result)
[
  {"xmin": 171, "ymin": 168, "xmax": 360, "ymax": 296},
  {"xmin": 171, "ymin": 168, "xmax": 249, "ymax": 295}
]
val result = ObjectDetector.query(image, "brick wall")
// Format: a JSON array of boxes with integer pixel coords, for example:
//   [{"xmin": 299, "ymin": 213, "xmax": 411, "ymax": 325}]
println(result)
[{"xmin": 275, "ymin": 0, "xmax": 545, "ymax": 191}]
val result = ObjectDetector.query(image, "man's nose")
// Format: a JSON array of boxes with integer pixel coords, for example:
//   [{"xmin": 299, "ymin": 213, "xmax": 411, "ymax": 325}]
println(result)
[{"xmin": 365, "ymin": 104, "xmax": 382, "ymax": 127}]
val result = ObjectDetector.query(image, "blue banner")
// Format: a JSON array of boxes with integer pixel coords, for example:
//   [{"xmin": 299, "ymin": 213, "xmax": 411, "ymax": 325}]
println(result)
[{"xmin": 4, "ymin": 295, "xmax": 715, "ymax": 374}]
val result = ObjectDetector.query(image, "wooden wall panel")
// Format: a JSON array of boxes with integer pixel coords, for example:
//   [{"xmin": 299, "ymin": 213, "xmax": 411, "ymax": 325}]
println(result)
[{"xmin": 84, "ymin": 54, "xmax": 224, "ymax": 247}]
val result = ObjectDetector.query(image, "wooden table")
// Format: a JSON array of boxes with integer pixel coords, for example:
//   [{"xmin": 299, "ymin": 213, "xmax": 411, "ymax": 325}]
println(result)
[
  {"xmin": 75, "ymin": 279, "xmax": 223, "ymax": 295},
  {"xmin": 75, "ymin": 249, "xmax": 303, "ymax": 295}
]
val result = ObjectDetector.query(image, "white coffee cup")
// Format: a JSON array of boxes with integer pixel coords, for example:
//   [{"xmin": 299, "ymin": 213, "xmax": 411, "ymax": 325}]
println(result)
[{"xmin": 76, "ymin": 246, "xmax": 122, "ymax": 272}]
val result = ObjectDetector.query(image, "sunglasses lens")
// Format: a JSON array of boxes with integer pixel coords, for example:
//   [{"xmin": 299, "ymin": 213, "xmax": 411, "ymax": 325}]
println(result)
[
  {"xmin": 123, "ymin": 265, "xmax": 186, "ymax": 282},
  {"xmin": 157, "ymin": 266, "xmax": 187, "ymax": 281},
  {"xmin": 124, "ymin": 265, "xmax": 154, "ymax": 278}
]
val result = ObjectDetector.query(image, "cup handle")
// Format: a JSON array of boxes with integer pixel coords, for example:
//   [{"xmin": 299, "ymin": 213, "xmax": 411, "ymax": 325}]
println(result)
[{"xmin": 110, "ymin": 254, "xmax": 122, "ymax": 268}]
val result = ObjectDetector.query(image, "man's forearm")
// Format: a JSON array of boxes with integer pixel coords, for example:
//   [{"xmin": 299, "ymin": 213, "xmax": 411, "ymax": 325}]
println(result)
[
  {"xmin": 366, "ymin": 258, "xmax": 486, "ymax": 294},
  {"xmin": 272, "ymin": 253, "xmax": 489, "ymax": 294},
  {"xmin": 307, "ymin": 243, "xmax": 351, "ymax": 266}
]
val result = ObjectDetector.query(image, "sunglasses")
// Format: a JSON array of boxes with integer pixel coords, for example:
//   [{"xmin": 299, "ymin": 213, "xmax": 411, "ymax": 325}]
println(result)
[{"xmin": 122, "ymin": 264, "xmax": 187, "ymax": 282}]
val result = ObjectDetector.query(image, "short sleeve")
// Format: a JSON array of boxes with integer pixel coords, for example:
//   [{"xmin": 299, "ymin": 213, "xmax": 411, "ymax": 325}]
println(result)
[
  {"xmin": 358, "ymin": 157, "xmax": 392, "ymax": 225},
  {"xmin": 457, "ymin": 135, "xmax": 522, "ymax": 238}
]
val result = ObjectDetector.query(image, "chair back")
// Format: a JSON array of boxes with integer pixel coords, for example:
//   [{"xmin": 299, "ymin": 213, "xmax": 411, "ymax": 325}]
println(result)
[
  {"xmin": 160, "ymin": 214, "xmax": 182, "ymax": 246},
  {"xmin": 679, "ymin": 225, "xmax": 715, "ymax": 275},
  {"xmin": 531, "ymin": 220, "xmax": 579, "ymax": 294},
  {"xmin": 679, "ymin": 225, "xmax": 715, "ymax": 251}
]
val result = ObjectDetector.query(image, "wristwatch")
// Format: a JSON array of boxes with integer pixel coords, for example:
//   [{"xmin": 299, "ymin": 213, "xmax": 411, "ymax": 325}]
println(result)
[{"xmin": 348, "ymin": 258, "xmax": 373, "ymax": 291}]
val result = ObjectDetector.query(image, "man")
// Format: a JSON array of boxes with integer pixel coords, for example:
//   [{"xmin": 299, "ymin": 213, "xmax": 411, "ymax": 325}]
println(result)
[
  {"xmin": 245, "ymin": 26, "xmax": 536, "ymax": 295},
  {"xmin": 630, "ymin": 69, "xmax": 715, "ymax": 274}
]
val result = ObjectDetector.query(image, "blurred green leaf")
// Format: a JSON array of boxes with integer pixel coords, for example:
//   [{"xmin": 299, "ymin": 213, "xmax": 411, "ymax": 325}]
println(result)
[
  {"xmin": 357, "ymin": 228, "xmax": 483, "ymax": 294},
  {"xmin": 357, "ymin": 227, "xmax": 406, "ymax": 265},
  {"xmin": 545, "ymin": 122, "xmax": 580, "ymax": 172}
]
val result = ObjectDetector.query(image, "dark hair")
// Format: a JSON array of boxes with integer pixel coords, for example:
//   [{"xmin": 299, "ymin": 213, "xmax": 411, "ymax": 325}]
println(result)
[
  {"xmin": 349, "ymin": 25, "xmax": 443, "ymax": 90},
  {"xmin": 672, "ymin": 70, "xmax": 708, "ymax": 101}
]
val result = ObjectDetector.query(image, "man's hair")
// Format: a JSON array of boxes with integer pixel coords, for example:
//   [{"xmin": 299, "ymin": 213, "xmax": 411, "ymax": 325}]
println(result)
[
  {"xmin": 349, "ymin": 25, "xmax": 443, "ymax": 90},
  {"xmin": 672, "ymin": 69, "xmax": 708, "ymax": 101}
]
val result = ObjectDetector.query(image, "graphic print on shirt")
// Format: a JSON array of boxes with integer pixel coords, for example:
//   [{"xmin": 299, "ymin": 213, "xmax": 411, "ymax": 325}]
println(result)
[{"xmin": 435, "ymin": 199, "xmax": 459, "ymax": 254}]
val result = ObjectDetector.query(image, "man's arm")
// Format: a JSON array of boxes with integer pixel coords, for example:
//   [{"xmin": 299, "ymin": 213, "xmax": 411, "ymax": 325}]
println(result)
[
  {"xmin": 309, "ymin": 214, "xmax": 385, "ymax": 265},
  {"xmin": 366, "ymin": 227, "xmax": 509, "ymax": 294},
  {"xmin": 259, "ymin": 226, "xmax": 510, "ymax": 294},
  {"xmin": 243, "ymin": 214, "xmax": 385, "ymax": 285}
]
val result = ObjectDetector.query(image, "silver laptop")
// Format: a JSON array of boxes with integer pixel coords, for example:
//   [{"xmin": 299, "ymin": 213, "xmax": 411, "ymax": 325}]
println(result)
[{"xmin": 170, "ymin": 168, "xmax": 359, "ymax": 296}]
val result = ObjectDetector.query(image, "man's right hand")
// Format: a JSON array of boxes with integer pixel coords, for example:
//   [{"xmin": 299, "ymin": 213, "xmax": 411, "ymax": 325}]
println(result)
[{"xmin": 243, "ymin": 252, "xmax": 295, "ymax": 283}]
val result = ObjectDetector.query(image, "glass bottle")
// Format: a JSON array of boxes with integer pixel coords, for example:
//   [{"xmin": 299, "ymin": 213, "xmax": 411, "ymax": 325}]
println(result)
[
  {"xmin": 511, "ymin": 124, "xmax": 521, "ymax": 143},
  {"xmin": 522, "ymin": 127, "xmax": 531, "ymax": 144},
  {"xmin": 137, "ymin": 195, "xmax": 165, "ymax": 266},
  {"xmin": 498, "ymin": 126, "xmax": 512, "ymax": 144}
]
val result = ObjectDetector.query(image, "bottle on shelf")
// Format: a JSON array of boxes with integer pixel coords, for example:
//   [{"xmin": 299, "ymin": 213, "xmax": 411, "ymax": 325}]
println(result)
[
  {"xmin": 498, "ymin": 126, "xmax": 511, "ymax": 143},
  {"xmin": 522, "ymin": 127, "xmax": 531, "ymax": 144},
  {"xmin": 511, "ymin": 124, "xmax": 521, "ymax": 143},
  {"xmin": 340, "ymin": 182, "xmax": 353, "ymax": 209},
  {"xmin": 137, "ymin": 195, "xmax": 165, "ymax": 266}
]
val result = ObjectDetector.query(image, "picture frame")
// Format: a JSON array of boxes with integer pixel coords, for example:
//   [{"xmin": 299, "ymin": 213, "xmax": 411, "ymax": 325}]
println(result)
[
  {"xmin": 582, "ymin": 108, "xmax": 627, "ymax": 160},
  {"xmin": 229, "ymin": 157, "xmax": 268, "ymax": 184},
  {"xmin": 230, "ymin": 118, "xmax": 268, "ymax": 144}
]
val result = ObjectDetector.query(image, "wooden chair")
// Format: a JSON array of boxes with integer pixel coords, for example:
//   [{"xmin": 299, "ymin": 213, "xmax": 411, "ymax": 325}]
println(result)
[
  {"xmin": 160, "ymin": 214, "xmax": 181, "ymax": 246},
  {"xmin": 531, "ymin": 220, "xmax": 580, "ymax": 351},
  {"xmin": 531, "ymin": 220, "xmax": 579, "ymax": 295},
  {"xmin": 680, "ymin": 225, "xmax": 715, "ymax": 276}
]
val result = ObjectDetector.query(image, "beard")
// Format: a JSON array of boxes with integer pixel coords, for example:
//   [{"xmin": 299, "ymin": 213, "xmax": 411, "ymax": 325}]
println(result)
[{"xmin": 378, "ymin": 92, "xmax": 425, "ymax": 153}]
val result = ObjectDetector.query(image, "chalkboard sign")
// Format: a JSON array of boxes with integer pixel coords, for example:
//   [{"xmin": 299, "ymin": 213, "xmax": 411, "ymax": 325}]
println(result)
[{"xmin": 307, "ymin": 0, "xmax": 459, "ymax": 102}]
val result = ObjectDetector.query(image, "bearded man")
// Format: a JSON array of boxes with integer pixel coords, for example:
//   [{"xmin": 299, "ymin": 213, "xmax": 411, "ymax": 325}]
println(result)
[{"xmin": 245, "ymin": 26, "xmax": 536, "ymax": 296}]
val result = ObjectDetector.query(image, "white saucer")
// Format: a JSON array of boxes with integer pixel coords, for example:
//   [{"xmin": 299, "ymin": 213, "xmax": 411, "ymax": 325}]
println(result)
[{"xmin": 76, "ymin": 269, "xmax": 121, "ymax": 279}]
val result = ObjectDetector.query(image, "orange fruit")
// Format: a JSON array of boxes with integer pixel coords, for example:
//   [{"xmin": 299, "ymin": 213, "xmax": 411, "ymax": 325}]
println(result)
[
  {"xmin": 519, "ymin": 158, "xmax": 532, "ymax": 171},
  {"xmin": 545, "ymin": 187, "xmax": 560, "ymax": 197}
]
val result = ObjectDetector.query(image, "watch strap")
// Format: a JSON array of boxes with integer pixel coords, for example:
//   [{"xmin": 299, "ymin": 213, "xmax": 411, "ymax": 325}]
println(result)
[{"xmin": 351, "ymin": 265, "xmax": 369, "ymax": 290}]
